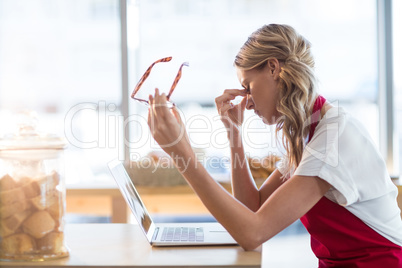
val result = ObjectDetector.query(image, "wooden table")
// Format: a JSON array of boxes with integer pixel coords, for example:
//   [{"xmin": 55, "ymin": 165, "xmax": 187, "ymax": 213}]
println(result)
[{"xmin": 1, "ymin": 224, "xmax": 261, "ymax": 268}]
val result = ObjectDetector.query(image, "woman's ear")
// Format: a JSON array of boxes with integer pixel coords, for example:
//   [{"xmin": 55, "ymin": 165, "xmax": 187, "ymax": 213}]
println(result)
[{"xmin": 267, "ymin": 59, "xmax": 281, "ymax": 80}]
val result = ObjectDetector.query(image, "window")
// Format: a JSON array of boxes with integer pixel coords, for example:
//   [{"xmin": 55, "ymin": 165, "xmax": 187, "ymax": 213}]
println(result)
[
  {"xmin": 1, "ymin": 0, "xmax": 397, "ymax": 183},
  {"xmin": 0, "ymin": 0, "xmax": 122, "ymax": 183},
  {"xmin": 127, "ymin": 0, "xmax": 379, "ymax": 174}
]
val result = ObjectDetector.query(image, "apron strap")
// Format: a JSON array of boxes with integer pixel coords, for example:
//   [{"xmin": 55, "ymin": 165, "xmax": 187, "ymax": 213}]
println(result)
[{"xmin": 308, "ymin": 95, "xmax": 326, "ymax": 142}]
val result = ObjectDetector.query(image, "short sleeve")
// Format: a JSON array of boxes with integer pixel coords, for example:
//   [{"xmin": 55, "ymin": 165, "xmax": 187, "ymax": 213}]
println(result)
[{"xmin": 294, "ymin": 107, "xmax": 390, "ymax": 206}]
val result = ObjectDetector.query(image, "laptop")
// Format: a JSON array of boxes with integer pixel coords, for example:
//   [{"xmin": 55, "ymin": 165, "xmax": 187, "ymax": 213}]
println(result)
[{"xmin": 108, "ymin": 159, "xmax": 238, "ymax": 246}]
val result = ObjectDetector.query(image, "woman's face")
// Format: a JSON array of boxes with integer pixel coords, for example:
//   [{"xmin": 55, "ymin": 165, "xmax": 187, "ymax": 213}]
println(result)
[{"xmin": 236, "ymin": 61, "xmax": 281, "ymax": 125}]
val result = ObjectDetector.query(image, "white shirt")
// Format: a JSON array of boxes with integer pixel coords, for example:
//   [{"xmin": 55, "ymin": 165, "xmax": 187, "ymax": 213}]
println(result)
[{"xmin": 278, "ymin": 106, "xmax": 402, "ymax": 246}]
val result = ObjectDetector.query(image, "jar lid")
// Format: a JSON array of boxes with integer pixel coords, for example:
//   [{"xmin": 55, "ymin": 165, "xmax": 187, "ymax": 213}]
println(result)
[{"xmin": 0, "ymin": 111, "xmax": 67, "ymax": 150}]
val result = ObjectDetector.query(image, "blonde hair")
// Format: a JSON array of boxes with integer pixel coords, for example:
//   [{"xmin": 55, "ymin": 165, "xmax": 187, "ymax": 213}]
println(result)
[{"xmin": 234, "ymin": 24, "xmax": 317, "ymax": 178}]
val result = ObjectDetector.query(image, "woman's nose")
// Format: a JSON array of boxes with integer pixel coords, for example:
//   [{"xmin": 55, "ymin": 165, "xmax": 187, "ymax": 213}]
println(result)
[{"xmin": 246, "ymin": 95, "xmax": 254, "ymax": 110}]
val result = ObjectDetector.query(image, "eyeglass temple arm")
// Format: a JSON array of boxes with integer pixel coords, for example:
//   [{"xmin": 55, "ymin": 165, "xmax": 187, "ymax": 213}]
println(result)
[
  {"xmin": 166, "ymin": 62, "xmax": 189, "ymax": 100},
  {"xmin": 131, "ymin": 57, "xmax": 173, "ymax": 98}
]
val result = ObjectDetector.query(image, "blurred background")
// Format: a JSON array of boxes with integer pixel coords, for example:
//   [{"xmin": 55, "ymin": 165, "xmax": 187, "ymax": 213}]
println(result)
[
  {"xmin": 0, "ymin": 0, "xmax": 400, "ymax": 184},
  {"xmin": 0, "ymin": 0, "xmax": 400, "ymax": 192}
]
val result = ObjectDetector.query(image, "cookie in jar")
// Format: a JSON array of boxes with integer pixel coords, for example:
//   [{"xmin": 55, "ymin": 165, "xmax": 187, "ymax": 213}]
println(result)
[{"xmin": 0, "ymin": 113, "xmax": 69, "ymax": 261}]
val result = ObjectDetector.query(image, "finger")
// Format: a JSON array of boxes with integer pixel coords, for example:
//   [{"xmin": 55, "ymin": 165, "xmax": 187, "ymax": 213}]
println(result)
[
  {"xmin": 153, "ymin": 88, "xmax": 160, "ymax": 107},
  {"xmin": 172, "ymin": 107, "xmax": 184, "ymax": 125},
  {"xmin": 154, "ymin": 92, "xmax": 170, "ymax": 117},
  {"xmin": 147, "ymin": 106, "xmax": 152, "ymax": 128},
  {"xmin": 214, "ymin": 93, "xmax": 234, "ymax": 106},
  {"xmin": 148, "ymin": 93, "xmax": 161, "ymax": 130},
  {"xmin": 153, "ymin": 88, "xmax": 163, "ymax": 107},
  {"xmin": 149, "ymin": 94, "xmax": 154, "ymax": 105},
  {"xmin": 148, "ymin": 100, "xmax": 156, "ymax": 133},
  {"xmin": 171, "ymin": 108, "xmax": 188, "ymax": 142},
  {"xmin": 240, "ymin": 95, "xmax": 248, "ymax": 111},
  {"xmin": 152, "ymin": 88, "xmax": 165, "ymax": 116},
  {"xmin": 223, "ymin": 88, "xmax": 247, "ymax": 96},
  {"xmin": 219, "ymin": 102, "xmax": 234, "ymax": 116},
  {"xmin": 215, "ymin": 89, "xmax": 247, "ymax": 107},
  {"xmin": 149, "ymin": 94, "xmax": 155, "ymax": 112},
  {"xmin": 149, "ymin": 93, "xmax": 156, "ymax": 118}
]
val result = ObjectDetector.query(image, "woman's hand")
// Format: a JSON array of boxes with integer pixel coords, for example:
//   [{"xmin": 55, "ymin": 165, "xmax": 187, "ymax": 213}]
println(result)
[
  {"xmin": 215, "ymin": 89, "xmax": 248, "ymax": 133},
  {"xmin": 147, "ymin": 88, "xmax": 192, "ymax": 158}
]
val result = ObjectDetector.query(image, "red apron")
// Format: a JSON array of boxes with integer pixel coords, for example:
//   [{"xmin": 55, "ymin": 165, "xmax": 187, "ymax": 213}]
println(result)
[{"xmin": 301, "ymin": 96, "xmax": 402, "ymax": 267}]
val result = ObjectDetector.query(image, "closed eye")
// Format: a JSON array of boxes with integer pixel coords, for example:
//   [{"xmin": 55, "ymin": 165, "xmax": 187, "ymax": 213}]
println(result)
[{"xmin": 242, "ymin": 85, "xmax": 250, "ymax": 94}]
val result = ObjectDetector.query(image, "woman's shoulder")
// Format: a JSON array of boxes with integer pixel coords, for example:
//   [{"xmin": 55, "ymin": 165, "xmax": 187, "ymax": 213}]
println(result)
[
  {"xmin": 313, "ymin": 104, "xmax": 380, "ymax": 161},
  {"xmin": 317, "ymin": 105, "xmax": 365, "ymax": 136},
  {"xmin": 313, "ymin": 105, "xmax": 349, "ymax": 137},
  {"xmin": 316, "ymin": 104, "xmax": 383, "ymax": 166},
  {"xmin": 321, "ymin": 104, "xmax": 348, "ymax": 122}
]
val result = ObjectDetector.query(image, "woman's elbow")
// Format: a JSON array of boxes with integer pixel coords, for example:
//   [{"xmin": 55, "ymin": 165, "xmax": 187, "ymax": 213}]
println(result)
[
  {"xmin": 238, "ymin": 239, "xmax": 262, "ymax": 251},
  {"xmin": 237, "ymin": 232, "xmax": 267, "ymax": 251}
]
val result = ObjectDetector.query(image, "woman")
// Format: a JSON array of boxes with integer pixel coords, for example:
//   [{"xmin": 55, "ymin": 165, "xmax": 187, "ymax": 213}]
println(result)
[{"xmin": 147, "ymin": 24, "xmax": 402, "ymax": 267}]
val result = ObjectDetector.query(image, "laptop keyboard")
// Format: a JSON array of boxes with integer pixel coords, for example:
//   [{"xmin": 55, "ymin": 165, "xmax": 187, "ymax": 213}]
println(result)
[{"xmin": 160, "ymin": 227, "xmax": 204, "ymax": 242}]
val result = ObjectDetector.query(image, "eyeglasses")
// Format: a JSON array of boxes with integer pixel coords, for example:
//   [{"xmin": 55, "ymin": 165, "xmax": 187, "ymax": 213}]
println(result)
[{"xmin": 131, "ymin": 56, "xmax": 189, "ymax": 108}]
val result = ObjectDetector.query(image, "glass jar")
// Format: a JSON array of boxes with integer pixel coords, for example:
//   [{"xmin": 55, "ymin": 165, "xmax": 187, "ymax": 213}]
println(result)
[{"xmin": 0, "ymin": 114, "xmax": 69, "ymax": 261}]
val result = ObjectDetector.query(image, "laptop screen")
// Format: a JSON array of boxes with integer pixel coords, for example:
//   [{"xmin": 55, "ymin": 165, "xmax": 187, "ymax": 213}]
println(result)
[{"xmin": 108, "ymin": 160, "xmax": 153, "ymax": 234}]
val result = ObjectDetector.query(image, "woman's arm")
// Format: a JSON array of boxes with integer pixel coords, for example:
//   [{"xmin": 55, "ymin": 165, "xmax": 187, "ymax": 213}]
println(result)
[
  {"xmin": 229, "ymin": 132, "xmax": 284, "ymax": 212},
  {"xmin": 147, "ymin": 90, "xmax": 331, "ymax": 250},
  {"xmin": 181, "ymin": 158, "xmax": 330, "ymax": 251},
  {"xmin": 229, "ymin": 130, "xmax": 260, "ymax": 211},
  {"xmin": 215, "ymin": 89, "xmax": 284, "ymax": 211}
]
